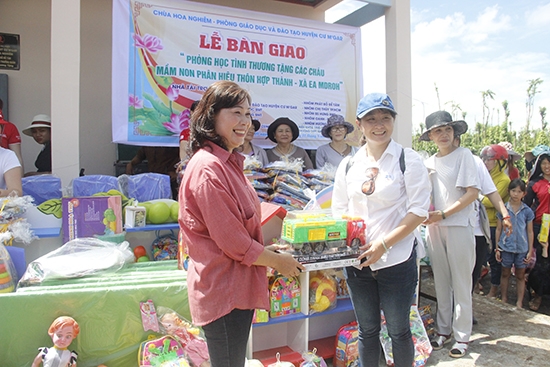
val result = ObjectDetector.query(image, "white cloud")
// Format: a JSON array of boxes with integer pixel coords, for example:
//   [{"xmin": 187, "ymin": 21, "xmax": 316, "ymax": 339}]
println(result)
[
  {"xmin": 410, "ymin": 5, "xmax": 550, "ymax": 133},
  {"xmin": 360, "ymin": 3, "xmax": 550, "ymax": 137},
  {"xmin": 525, "ymin": 3, "xmax": 550, "ymax": 28}
]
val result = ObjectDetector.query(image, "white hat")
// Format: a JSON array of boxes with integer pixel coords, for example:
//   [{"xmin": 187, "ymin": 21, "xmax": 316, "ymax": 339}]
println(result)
[{"xmin": 23, "ymin": 114, "xmax": 51, "ymax": 136}]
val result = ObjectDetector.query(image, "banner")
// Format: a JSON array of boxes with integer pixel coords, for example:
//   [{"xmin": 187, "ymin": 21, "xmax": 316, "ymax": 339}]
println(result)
[{"xmin": 112, "ymin": 0, "xmax": 362, "ymax": 148}]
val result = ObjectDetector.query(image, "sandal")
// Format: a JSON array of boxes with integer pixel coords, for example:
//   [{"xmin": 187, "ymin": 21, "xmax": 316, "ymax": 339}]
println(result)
[
  {"xmin": 449, "ymin": 342, "xmax": 468, "ymax": 358},
  {"xmin": 430, "ymin": 334, "xmax": 451, "ymax": 350}
]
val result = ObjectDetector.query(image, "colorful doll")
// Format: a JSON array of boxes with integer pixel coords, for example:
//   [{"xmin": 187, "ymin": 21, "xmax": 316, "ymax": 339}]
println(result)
[
  {"xmin": 159, "ymin": 312, "xmax": 210, "ymax": 367},
  {"xmin": 32, "ymin": 316, "xmax": 79, "ymax": 367}
]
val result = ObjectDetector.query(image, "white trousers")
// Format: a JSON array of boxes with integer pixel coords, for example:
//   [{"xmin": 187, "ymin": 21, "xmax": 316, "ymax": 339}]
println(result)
[{"xmin": 427, "ymin": 225, "xmax": 475, "ymax": 342}]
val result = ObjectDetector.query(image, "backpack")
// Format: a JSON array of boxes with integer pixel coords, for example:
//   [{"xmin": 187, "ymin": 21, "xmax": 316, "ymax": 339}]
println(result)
[
  {"xmin": 345, "ymin": 148, "xmax": 405, "ymax": 175},
  {"xmin": 138, "ymin": 335, "xmax": 189, "ymax": 367},
  {"xmin": 333, "ymin": 321, "xmax": 360, "ymax": 367}
]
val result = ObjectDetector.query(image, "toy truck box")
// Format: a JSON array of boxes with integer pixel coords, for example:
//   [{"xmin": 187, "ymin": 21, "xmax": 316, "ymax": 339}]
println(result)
[
  {"xmin": 280, "ymin": 215, "xmax": 365, "ymax": 270},
  {"xmin": 62, "ymin": 196, "xmax": 123, "ymax": 243}
]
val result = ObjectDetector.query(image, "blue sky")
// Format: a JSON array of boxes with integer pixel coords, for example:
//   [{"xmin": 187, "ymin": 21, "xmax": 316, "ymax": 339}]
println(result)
[{"xmin": 332, "ymin": 1, "xmax": 550, "ymax": 133}]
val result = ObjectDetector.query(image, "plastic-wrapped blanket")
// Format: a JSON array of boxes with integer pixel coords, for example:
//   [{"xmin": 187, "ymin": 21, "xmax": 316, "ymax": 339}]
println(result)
[{"xmin": 18, "ymin": 237, "xmax": 134, "ymax": 288}]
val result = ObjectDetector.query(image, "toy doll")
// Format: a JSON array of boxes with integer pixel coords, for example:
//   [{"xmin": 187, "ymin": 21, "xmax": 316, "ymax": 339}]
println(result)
[
  {"xmin": 159, "ymin": 312, "xmax": 210, "ymax": 367},
  {"xmin": 32, "ymin": 316, "xmax": 80, "ymax": 367}
]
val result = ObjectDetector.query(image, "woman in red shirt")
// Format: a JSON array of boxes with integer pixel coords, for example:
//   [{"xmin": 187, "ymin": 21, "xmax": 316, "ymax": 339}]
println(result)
[
  {"xmin": 525, "ymin": 151, "xmax": 550, "ymax": 256},
  {"xmin": 179, "ymin": 81, "xmax": 303, "ymax": 367}
]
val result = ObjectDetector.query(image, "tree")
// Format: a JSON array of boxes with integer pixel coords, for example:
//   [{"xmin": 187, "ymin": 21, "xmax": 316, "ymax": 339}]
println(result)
[
  {"xmin": 481, "ymin": 89, "xmax": 495, "ymax": 127},
  {"xmin": 540, "ymin": 106, "xmax": 547, "ymax": 131},
  {"xmin": 526, "ymin": 78, "xmax": 543, "ymax": 131},
  {"xmin": 434, "ymin": 82, "xmax": 441, "ymax": 110},
  {"xmin": 444, "ymin": 101, "xmax": 462, "ymax": 120},
  {"xmin": 502, "ymin": 100, "xmax": 511, "ymax": 132}
]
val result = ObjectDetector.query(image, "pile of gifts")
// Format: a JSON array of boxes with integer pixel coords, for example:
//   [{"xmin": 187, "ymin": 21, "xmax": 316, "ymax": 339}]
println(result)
[{"xmin": 244, "ymin": 157, "xmax": 335, "ymax": 211}]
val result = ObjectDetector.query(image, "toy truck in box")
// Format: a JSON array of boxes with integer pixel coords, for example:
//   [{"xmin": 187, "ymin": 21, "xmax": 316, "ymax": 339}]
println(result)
[{"xmin": 280, "ymin": 215, "xmax": 366, "ymax": 267}]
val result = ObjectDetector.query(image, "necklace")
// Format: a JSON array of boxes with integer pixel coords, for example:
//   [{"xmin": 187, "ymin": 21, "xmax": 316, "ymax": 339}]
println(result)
[
  {"xmin": 276, "ymin": 144, "xmax": 293, "ymax": 155},
  {"xmin": 330, "ymin": 143, "xmax": 350, "ymax": 157}
]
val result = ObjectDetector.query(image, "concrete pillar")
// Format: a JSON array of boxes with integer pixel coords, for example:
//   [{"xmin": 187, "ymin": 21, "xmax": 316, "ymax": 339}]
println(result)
[
  {"xmin": 385, "ymin": 0, "xmax": 412, "ymax": 147},
  {"xmin": 51, "ymin": 0, "xmax": 80, "ymax": 186}
]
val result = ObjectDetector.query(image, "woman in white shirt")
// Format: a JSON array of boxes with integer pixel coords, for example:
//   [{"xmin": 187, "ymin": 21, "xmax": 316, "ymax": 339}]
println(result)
[
  {"xmin": 332, "ymin": 93, "xmax": 430, "ymax": 367},
  {"xmin": 0, "ymin": 147, "xmax": 22, "ymax": 197}
]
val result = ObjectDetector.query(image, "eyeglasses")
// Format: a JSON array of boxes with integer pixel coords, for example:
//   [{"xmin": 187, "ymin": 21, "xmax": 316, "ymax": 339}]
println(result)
[
  {"xmin": 361, "ymin": 167, "xmax": 379, "ymax": 196},
  {"xmin": 331, "ymin": 126, "xmax": 347, "ymax": 131}
]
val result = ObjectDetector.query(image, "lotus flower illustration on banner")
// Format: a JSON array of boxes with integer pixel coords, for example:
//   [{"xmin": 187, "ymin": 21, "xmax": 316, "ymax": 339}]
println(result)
[{"xmin": 129, "ymin": 31, "xmax": 194, "ymax": 139}]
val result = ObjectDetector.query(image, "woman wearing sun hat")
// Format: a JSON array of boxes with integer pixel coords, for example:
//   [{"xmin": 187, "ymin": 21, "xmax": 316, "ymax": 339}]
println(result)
[
  {"xmin": 421, "ymin": 110, "xmax": 480, "ymax": 358},
  {"xmin": 498, "ymin": 141, "xmax": 521, "ymax": 180},
  {"xmin": 332, "ymin": 93, "xmax": 430, "ymax": 367},
  {"xmin": 236, "ymin": 119, "xmax": 268, "ymax": 167},
  {"xmin": 315, "ymin": 114, "xmax": 358, "ymax": 169},
  {"xmin": 22, "ymin": 114, "xmax": 51, "ymax": 176},
  {"xmin": 265, "ymin": 117, "xmax": 314, "ymax": 170}
]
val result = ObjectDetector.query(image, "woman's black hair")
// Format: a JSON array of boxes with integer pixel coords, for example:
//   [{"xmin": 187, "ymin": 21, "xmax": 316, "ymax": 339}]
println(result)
[
  {"xmin": 508, "ymin": 178, "xmax": 526, "ymax": 192},
  {"xmin": 529, "ymin": 153, "xmax": 550, "ymax": 182},
  {"xmin": 188, "ymin": 81, "xmax": 251, "ymax": 155}
]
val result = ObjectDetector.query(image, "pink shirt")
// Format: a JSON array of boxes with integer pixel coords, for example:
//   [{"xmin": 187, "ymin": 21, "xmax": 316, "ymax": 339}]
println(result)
[{"xmin": 179, "ymin": 141, "xmax": 268, "ymax": 326}]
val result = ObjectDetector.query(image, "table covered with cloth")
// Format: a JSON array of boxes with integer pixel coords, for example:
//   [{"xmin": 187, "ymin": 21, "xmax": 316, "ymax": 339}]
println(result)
[{"xmin": 0, "ymin": 260, "xmax": 188, "ymax": 367}]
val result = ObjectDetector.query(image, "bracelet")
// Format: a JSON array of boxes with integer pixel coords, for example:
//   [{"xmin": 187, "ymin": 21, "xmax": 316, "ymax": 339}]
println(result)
[
  {"xmin": 502, "ymin": 216, "xmax": 511, "ymax": 220},
  {"xmin": 440, "ymin": 210, "xmax": 446, "ymax": 220},
  {"xmin": 381, "ymin": 237, "xmax": 389, "ymax": 252}
]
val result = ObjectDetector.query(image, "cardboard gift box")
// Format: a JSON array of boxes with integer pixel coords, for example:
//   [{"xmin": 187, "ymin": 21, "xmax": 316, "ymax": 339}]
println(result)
[{"xmin": 62, "ymin": 196, "xmax": 123, "ymax": 243}]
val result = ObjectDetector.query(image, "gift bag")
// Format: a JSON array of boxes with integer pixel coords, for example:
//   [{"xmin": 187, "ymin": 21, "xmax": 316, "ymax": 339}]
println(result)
[
  {"xmin": 152, "ymin": 230, "xmax": 178, "ymax": 261},
  {"xmin": 138, "ymin": 335, "xmax": 190, "ymax": 366},
  {"xmin": 379, "ymin": 305, "xmax": 432, "ymax": 367}
]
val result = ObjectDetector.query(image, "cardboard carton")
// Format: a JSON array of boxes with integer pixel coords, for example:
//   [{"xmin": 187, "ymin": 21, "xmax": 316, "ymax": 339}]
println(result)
[{"xmin": 62, "ymin": 196, "xmax": 123, "ymax": 243}]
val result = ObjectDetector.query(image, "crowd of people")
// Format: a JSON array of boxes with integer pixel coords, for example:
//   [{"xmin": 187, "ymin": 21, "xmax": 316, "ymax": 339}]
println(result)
[
  {"xmin": 3, "ymin": 81, "xmax": 548, "ymax": 366},
  {"xmin": 173, "ymin": 81, "xmax": 549, "ymax": 367}
]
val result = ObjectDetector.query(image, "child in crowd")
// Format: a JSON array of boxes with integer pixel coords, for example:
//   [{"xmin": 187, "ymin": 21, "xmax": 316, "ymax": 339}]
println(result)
[{"xmin": 495, "ymin": 179, "xmax": 534, "ymax": 309}]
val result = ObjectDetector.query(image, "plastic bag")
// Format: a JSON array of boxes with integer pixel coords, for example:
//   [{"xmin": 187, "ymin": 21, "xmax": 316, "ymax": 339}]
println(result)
[
  {"xmin": 0, "ymin": 195, "xmax": 34, "ymax": 223},
  {"xmin": 0, "ymin": 241, "xmax": 17, "ymax": 293},
  {"xmin": 264, "ymin": 158, "xmax": 305, "ymax": 173},
  {"xmin": 70, "ymin": 174, "xmax": 120, "ymax": 197},
  {"xmin": 379, "ymin": 305, "xmax": 432, "ymax": 367},
  {"xmin": 118, "ymin": 173, "xmax": 172, "ymax": 202},
  {"xmin": 267, "ymin": 352, "xmax": 295, "ymax": 367},
  {"xmin": 309, "ymin": 271, "xmax": 337, "ymax": 314},
  {"xmin": 156, "ymin": 306, "xmax": 210, "ymax": 367},
  {"xmin": 18, "ymin": 237, "xmax": 134, "ymax": 288},
  {"xmin": 152, "ymin": 230, "xmax": 178, "ymax": 261},
  {"xmin": 0, "ymin": 195, "xmax": 37, "ymax": 245},
  {"xmin": 300, "ymin": 348, "xmax": 327, "ymax": 367},
  {"xmin": 22, "ymin": 174, "xmax": 62, "ymax": 204}
]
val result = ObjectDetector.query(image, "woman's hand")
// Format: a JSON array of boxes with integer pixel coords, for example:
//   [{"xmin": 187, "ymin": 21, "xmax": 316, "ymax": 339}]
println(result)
[
  {"xmin": 273, "ymin": 252, "xmax": 305, "ymax": 278},
  {"xmin": 502, "ymin": 218, "xmax": 513, "ymax": 236},
  {"xmin": 357, "ymin": 240, "xmax": 386, "ymax": 268},
  {"xmin": 495, "ymin": 248, "xmax": 502, "ymax": 262},
  {"xmin": 523, "ymin": 250, "xmax": 532, "ymax": 264},
  {"xmin": 422, "ymin": 210, "xmax": 444, "ymax": 225}
]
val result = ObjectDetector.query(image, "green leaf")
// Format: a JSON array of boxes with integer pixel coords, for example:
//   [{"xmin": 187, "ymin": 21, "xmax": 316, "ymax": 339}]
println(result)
[
  {"xmin": 128, "ymin": 107, "xmax": 148, "ymax": 122},
  {"xmin": 138, "ymin": 118, "xmax": 173, "ymax": 136},
  {"xmin": 143, "ymin": 93, "xmax": 172, "ymax": 118},
  {"xmin": 37, "ymin": 199, "xmax": 63, "ymax": 219},
  {"xmin": 92, "ymin": 192, "xmax": 110, "ymax": 197}
]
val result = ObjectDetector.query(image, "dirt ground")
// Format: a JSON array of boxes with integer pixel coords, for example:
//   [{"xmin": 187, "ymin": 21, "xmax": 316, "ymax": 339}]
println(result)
[
  {"xmin": 416, "ymin": 266, "xmax": 550, "ymax": 366},
  {"xmin": 324, "ymin": 267, "xmax": 550, "ymax": 367}
]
